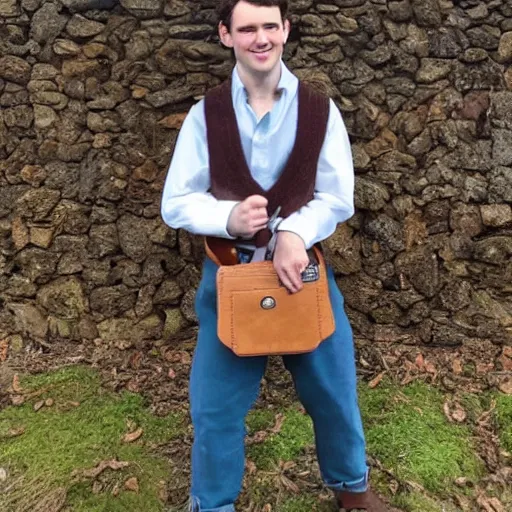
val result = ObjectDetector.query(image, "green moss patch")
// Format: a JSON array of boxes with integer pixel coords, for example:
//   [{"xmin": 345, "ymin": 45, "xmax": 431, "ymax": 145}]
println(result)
[
  {"xmin": 359, "ymin": 379, "xmax": 484, "ymax": 494},
  {"xmin": 0, "ymin": 366, "xmax": 184, "ymax": 512},
  {"xmin": 392, "ymin": 491, "xmax": 459, "ymax": 512},
  {"xmin": 246, "ymin": 407, "xmax": 314, "ymax": 470},
  {"xmin": 495, "ymin": 393, "xmax": 512, "ymax": 453}
]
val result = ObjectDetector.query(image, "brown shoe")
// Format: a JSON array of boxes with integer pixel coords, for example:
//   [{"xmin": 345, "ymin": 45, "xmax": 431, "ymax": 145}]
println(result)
[{"xmin": 336, "ymin": 488, "xmax": 389, "ymax": 511}]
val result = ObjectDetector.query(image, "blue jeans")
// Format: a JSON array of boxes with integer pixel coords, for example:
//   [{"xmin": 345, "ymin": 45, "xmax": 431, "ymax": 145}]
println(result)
[{"xmin": 189, "ymin": 258, "xmax": 368, "ymax": 512}]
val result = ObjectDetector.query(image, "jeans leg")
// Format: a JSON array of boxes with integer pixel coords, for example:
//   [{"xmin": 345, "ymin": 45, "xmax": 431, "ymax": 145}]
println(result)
[
  {"xmin": 190, "ymin": 259, "xmax": 267, "ymax": 510},
  {"xmin": 283, "ymin": 267, "xmax": 368, "ymax": 491}
]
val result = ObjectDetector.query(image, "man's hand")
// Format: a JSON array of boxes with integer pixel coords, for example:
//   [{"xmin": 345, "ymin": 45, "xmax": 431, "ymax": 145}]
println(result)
[
  {"xmin": 273, "ymin": 231, "xmax": 309, "ymax": 294},
  {"xmin": 227, "ymin": 195, "xmax": 269, "ymax": 238}
]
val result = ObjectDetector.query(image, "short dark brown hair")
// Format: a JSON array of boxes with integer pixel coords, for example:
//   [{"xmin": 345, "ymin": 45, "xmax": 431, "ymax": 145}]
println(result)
[{"xmin": 218, "ymin": 0, "xmax": 289, "ymax": 31}]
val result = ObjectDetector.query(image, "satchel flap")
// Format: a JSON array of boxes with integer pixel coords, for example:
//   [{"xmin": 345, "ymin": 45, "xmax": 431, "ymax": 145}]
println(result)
[{"xmin": 217, "ymin": 260, "xmax": 335, "ymax": 356}]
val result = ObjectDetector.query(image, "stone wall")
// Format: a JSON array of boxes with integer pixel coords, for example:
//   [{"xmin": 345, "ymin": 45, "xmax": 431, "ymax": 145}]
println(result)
[{"xmin": 0, "ymin": 0, "xmax": 511, "ymax": 350}]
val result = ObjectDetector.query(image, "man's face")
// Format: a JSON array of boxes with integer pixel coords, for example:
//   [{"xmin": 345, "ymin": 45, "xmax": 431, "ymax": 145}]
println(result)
[{"xmin": 219, "ymin": 1, "xmax": 290, "ymax": 77}]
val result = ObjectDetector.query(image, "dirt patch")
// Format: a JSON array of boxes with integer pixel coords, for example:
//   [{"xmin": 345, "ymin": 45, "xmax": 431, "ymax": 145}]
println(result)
[{"xmin": 2, "ymin": 333, "xmax": 511, "ymax": 511}]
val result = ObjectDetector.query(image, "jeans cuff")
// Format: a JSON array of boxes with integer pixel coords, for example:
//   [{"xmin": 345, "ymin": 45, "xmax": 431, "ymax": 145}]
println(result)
[
  {"xmin": 324, "ymin": 467, "xmax": 369, "ymax": 493},
  {"xmin": 189, "ymin": 496, "xmax": 235, "ymax": 512}
]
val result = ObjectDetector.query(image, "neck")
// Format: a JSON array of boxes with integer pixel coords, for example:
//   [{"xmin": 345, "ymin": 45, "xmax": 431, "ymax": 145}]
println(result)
[{"xmin": 236, "ymin": 61, "xmax": 282, "ymax": 101}]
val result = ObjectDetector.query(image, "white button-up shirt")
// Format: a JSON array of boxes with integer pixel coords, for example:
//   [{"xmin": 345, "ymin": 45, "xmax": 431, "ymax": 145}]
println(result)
[{"xmin": 161, "ymin": 62, "xmax": 355, "ymax": 249}]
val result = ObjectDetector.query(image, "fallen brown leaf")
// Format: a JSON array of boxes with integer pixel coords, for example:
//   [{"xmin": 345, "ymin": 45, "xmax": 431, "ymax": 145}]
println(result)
[
  {"xmin": 368, "ymin": 372, "xmax": 385, "ymax": 389},
  {"xmin": 451, "ymin": 403, "xmax": 467, "ymax": 423},
  {"xmin": 415, "ymin": 353, "xmax": 424, "ymax": 369},
  {"xmin": 246, "ymin": 460, "xmax": 257, "ymax": 475},
  {"xmin": 279, "ymin": 474, "xmax": 300, "ymax": 494},
  {"xmin": 477, "ymin": 400, "xmax": 496, "ymax": 425},
  {"xmin": 158, "ymin": 480, "xmax": 168, "ymax": 503},
  {"xmin": 388, "ymin": 480, "xmax": 399, "ymax": 495},
  {"xmin": 111, "ymin": 483, "xmax": 120, "ymax": 497},
  {"xmin": 168, "ymin": 368, "xmax": 176, "ymax": 379},
  {"xmin": 62, "ymin": 401, "xmax": 80, "ymax": 410},
  {"xmin": 452, "ymin": 358, "xmax": 463, "ymax": 375},
  {"xmin": 45, "ymin": 398, "xmax": 54, "ymax": 407},
  {"xmin": 7, "ymin": 426, "xmax": 25, "ymax": 438},
  {"xmin": 477, "ymin": 362, "xmax": 494, "ymax": 375},
  {"xmin": 0, "ymin": 467, "xmax": 7, "ymax": 481},
  {"xmin": 424, "ymin": 361, "xmax": 437, "ymax": 375},
  {"xmin": 123, "ymin": 427, "xmax": 143, "ymax": 443},
  {"xmin": 443, "ymin": 401, "xmax": 452, "ymax": 422},
  {"xmin": 455, "ymin": 494, "xmax": 471, "ymax": 511},
  {"xmin": 126, "ymin": 379, "xmax": 140, "ymax": 393},
  {"xmin": 11, "ymin": 395, "xmax": 24, "ymax": 406},
  {"xmin": 129, "ymin": 351, "xmax": 142, "ymax": 370},
  {"xmin": 477, "ymin": 494, "xmax": 504, "ymax": 512},
  {"xmin": 12, "ymin": 374, "xmax": 22, "ymax": 393},
  {"xmin": 455, "ymin": 476, "xmax": 469, "ymax": 487},
  {"xmin": 247, "ymin": 430, "xmax": 268, "ymax": 444},
  {"xmin": 124, "ymin": 476, "xmax": 139, "ymax": 493},
  {"xmin": 400, "ymin": 373, "xmax": 415, "ymax": 386},
  {"xmin": 262, "ymin": 504, "xmax": 272, "ymax": 512},
  {"xmin": 443, "ymin": 401, "xmax": 467, "ymax": 423},
  {"xmin": 114, "ymin": 339, "xmax": 133, "ymax": 350},
  {"xmin": 281, "ymin": 460, "xmax": 296, "ymax": 471},
  {"xmin": 180, "ymin": 352, "xmax": 191, "ymax": 365},
  {"xmin": 0, "ymin": 339, "xmax": 8, "ymax": 363},
  {"xmin": 498, "ymin": 379, "xmax": 512, "ymax": 395},
  {"xmin": 81, "ymin": 459, "xmax": 130, "ymax": 479},
  {"xmin": 270, "ymin": 413, "xmax": 285, "ymax": 434},
  {"xmin": 34, "ymin": 400, "xmax": 45, "ymax": 412}
]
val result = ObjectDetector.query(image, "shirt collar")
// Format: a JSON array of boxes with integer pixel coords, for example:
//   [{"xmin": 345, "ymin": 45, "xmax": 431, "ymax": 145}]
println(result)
[{"xmin": 231, "ymin": 60, "xmax": 298, "ymax": 104}]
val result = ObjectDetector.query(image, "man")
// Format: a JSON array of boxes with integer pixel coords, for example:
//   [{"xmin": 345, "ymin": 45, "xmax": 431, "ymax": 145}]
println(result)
[{"xmin": 161, "ymin": 1, "xmax": 388, "ymax": 511}]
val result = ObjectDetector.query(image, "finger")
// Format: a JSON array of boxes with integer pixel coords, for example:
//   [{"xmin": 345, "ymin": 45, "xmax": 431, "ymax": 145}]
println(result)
[
  {"xmin": 276, "ymin": 267, "xmax": 295, "ymax": 293},
  {"xmin": 251, "ymin": 221, "xmax": 268, "ymax": 231},
  {"xmin": 250, "ymin": 207, "xmax": 269, "ymax": 218},
  {"xmin": 246, "ymin": 195, "xmax": 268, "ymax": 209},
  {"xmin": 282, "ymin": 267, "xmax": 303, "ymax": 294},
  {"xmin": 288, "ymin": 266, "xmax": 304, "ymax": 293},
  {"xmin": 250, "ymin": 214, "xmax": 269, "ymax": 226}
]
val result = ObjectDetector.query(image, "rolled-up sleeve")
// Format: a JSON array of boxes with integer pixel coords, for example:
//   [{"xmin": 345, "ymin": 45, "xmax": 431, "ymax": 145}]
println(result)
[
  {"xmin": 277, "ymin": 99, "xmax": 355, "ymax": 248},
  {"xmin": 160, "ymin": 101, "xmax": 238, "ymax": 238}
]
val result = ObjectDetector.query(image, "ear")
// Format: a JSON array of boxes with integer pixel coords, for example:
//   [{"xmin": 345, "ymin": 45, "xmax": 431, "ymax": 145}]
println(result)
[
  {"xmin": 283, "ymin": 19, "xmax": 290, "ymax": 44},
  {"xmin": 219, "ymin": 22, "xmax": 233, "ymax": 48}
]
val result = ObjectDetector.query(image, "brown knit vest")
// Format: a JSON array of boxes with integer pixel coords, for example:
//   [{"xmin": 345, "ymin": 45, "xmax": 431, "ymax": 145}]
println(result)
[{"xmin": 204, "ymin": 79, "xmax": 330, "ymax": 247}]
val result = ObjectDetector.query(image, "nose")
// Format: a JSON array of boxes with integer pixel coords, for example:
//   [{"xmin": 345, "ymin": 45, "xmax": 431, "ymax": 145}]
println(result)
[{"xmin": 255, "ymin": 28, "xmax": 269, "ymax": 46}]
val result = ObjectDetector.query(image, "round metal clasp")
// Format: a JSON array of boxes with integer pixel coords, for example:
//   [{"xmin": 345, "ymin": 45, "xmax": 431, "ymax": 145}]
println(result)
[{"xmin": 260, "ymin": 297, "xmax": 276, "ymax": 310}]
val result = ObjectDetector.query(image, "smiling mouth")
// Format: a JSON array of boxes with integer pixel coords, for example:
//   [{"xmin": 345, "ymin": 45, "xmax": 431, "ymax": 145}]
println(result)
[{"xmin": 251, "ymin": 48, "xmax": 272, "ymax": 54}]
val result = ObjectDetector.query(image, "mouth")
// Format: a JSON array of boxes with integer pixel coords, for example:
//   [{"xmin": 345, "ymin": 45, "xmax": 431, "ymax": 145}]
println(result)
[{"xmin": 250, "ymin": 48, "xmax": 272, "ymax": 56}]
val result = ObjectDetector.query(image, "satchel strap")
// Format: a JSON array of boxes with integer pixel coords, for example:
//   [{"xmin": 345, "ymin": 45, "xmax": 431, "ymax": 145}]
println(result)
[{"xmin": 204, "ymin": 236, "xmax": 326, "ymax": 269}]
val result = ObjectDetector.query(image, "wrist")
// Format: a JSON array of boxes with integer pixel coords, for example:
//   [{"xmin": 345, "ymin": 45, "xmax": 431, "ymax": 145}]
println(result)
[
  {"xmin": 226, "ymin": 202, "xmax": 241, "ymax": 237},
  {"xmin": 277, "ymin": 230, "xmax": 306, "ymax": 248}
]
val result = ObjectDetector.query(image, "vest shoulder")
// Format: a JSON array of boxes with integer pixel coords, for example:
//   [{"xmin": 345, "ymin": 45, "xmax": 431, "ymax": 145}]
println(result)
[
  {"xmin": 298, "ymin": 81, "xmax": 331, "ymax": 103},
  {"xmin": 204, "ymin": 80, "xmax": 231, "ymax": 102}
]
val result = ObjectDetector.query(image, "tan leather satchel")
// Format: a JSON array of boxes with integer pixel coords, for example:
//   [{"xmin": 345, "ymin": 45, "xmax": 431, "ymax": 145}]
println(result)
[{"xmin": 205, "ymin": 238, "xmax": 335, "ymax": 357}]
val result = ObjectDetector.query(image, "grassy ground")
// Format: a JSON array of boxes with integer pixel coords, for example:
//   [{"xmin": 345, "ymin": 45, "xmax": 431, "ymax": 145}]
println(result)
[
  {"xmin": 1, "ymin": 364, "xmax": 510, "ymax": 511},
  {"xmin": 0, "ymin": 366, "xmax": 185, "ymax": 512}
]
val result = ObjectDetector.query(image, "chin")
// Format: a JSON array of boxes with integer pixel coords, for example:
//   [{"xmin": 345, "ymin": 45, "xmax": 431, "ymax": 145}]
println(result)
[{"xmin": 251, "ymin": 57, "xmax": 279, "ymax": 74}]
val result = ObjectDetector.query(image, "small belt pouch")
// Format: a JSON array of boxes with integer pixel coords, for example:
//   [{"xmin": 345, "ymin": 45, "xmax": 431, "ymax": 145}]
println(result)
[{"xmin": 205, "ymin": 237, "xmax": 335, "ymax": 357}]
